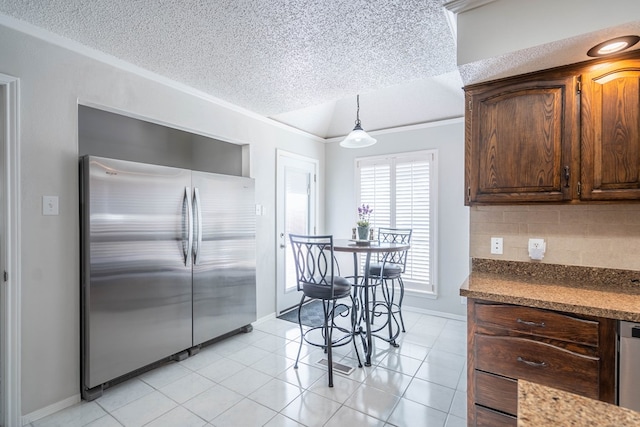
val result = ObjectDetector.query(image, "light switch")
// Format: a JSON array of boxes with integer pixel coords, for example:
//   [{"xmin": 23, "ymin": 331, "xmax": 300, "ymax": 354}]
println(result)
[{"xmin": 43, "ymin": 196, "xmax": 59, "ymax": 216}]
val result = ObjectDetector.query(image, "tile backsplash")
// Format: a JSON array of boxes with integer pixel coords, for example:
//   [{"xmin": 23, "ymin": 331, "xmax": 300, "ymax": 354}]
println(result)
[{"xmin": 470, "ymin": 204, "xmax": 640, "ymax": 271}]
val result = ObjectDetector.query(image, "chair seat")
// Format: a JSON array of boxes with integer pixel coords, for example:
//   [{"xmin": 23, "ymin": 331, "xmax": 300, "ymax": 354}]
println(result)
[
  {"xmin": 302, "ymin": 276, "xmax": 352, "ymax": 300},
  {"xmin": 368, "ymin": 262, "xmax": 403, "ymax": 278}
]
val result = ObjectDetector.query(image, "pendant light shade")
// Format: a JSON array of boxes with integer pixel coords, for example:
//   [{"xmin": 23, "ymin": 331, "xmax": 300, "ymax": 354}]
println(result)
[{"xmin": 340, "ymin": 95, "xmax": 377, "ymax": 148}]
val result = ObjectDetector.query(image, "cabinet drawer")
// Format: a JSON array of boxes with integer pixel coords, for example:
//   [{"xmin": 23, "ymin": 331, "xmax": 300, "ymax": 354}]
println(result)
[
  {"xmin": 475, "ymin": 334, "xmax": 599, "ymax": 399},
  {"xmin": 475, "ymin": 371, "xmax": 517, "ymax": 416},
  {"xmin": 475, "ymin": 303, "xmax": 599, "ymax": 346},
  {"xmin": 474, "ymin": 405, "xmax": 517, "ymax": 427}
]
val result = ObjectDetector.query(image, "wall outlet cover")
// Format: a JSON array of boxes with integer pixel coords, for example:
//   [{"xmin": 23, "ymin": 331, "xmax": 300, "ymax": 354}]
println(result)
[
  {"xmin": 528, "ymin": 238, "xmax": 546, "ymax": 260},
  {"xmin": 490, "ymin": 237, "xmax": 503, "ymax": 255}
]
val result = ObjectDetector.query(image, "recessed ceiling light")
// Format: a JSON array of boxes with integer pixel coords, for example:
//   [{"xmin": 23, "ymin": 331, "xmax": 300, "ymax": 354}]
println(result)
[{"xmin": 587, "ymin": 35, "xmax": 640, "ymax": 57}]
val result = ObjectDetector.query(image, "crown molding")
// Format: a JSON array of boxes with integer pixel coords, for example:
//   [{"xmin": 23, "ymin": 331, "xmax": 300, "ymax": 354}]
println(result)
[{"xmin": 443, "ymin": 0, "xmax": 497, "ymax": 13}]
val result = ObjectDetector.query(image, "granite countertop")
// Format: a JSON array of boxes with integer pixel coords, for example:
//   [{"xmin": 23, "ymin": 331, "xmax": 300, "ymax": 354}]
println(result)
[
  {"xmin": 518, "ymin": 380, "xmax": 640, "ymax": 426},
  {"xmin": 460, "ymin": 259, "xmax": 640, "ymax": 322}
]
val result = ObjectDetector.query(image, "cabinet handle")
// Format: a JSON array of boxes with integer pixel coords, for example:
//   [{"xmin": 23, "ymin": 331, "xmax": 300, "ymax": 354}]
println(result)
[
  {"xmin": 517, "ymin": 356, "xmax": 548, "ymax": 368},
  {"xmin": 516, "ymin": 318, "xmax": 545, "ymax": 328},
  {"xmin": 564, "ymin": 166, "xmax": 570, "ymax": 188}
]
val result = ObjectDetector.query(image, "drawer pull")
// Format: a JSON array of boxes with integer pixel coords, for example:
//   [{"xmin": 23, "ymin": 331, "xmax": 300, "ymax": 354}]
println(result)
[
  {"xmin": 517, "ymin": 356, "xmax": 548, "ymax": 368},
  {"xmin": 517, "ymin": 318, "xmax": 546, "ymax": 328}
]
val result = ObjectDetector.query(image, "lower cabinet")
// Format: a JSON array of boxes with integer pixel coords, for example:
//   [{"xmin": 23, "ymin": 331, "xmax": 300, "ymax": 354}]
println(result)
[
  {"xmin": 474, "ymin": 405, "xmax": 517, "ymax": 427},
  {"xmin": 467, "ymin": 299, "xmax": 616, "ymax": 426},
  {"xmin": 475, "ymin": 371, "xmax": 517, "ymax": 415}
]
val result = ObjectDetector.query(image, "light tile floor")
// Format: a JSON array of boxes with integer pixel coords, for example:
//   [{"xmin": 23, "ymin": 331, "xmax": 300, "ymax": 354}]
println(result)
[{"xmin": 29, "ymin": 310, "xmax": 467, "ymax": 427}]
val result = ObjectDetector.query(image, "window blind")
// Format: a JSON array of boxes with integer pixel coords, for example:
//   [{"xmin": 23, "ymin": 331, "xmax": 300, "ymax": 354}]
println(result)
[{"xmin": 357, "ymin": 151, "xmax": 436, "ymax": 293}]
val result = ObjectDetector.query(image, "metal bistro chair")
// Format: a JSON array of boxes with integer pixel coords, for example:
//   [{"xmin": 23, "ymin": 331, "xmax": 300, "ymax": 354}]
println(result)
[
  {"xmin": 369, "ymin": 228, "xmax": 412, "ymax": 336},
  {"xmin": 289, "ymin": 234, "xmax": 362, "ymax": 387}
]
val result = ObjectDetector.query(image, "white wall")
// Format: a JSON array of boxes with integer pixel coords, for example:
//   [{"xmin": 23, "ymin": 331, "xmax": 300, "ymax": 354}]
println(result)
[
  {"xmin": 324, "ymin": 120, "xmax": 470, "ymax": 318},
  {"xmin": 0, "ymin": 23, "xmax": 325, "ymax": 416},
  {"xmin": 457, "ymin": 0, "xmax": 640, "ymax": 65}
]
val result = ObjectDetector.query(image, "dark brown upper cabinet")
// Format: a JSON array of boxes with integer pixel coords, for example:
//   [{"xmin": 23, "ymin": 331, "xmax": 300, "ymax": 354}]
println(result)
[
  {"xmin": 464, "ymin": 52, "xmax": 640, "ymax": 205},
  {"xmin": 581, "ymin": 58, "xmax": 640, "ymax": 200},
  {"xmin": 465, "ymin": 75, "xmax": 578, "ymax": 205}
]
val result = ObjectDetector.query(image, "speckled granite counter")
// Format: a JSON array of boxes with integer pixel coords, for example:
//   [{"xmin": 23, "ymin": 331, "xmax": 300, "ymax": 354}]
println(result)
[
  {"xmin": 460, "ymin": 259, "xmax": 640, "ymax": 322},
  {"xmin": 518, "ymin": 380, "xmax": 640, "ymax": 426}
]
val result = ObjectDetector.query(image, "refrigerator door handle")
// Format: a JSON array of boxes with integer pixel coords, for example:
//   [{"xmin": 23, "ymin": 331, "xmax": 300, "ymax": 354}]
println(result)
[
  {"xmin": 193, "ymin": 187, "xmax": 203, "ymax": 265},
  {"xmin": 184, "ymin": 186, "xmax": 193, "ymax": 266}
]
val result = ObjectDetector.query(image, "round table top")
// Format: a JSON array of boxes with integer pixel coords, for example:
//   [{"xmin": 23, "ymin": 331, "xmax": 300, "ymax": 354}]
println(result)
[{"xmin": 333, "ymin": 239, "xmax": 409, "ymax": 253}]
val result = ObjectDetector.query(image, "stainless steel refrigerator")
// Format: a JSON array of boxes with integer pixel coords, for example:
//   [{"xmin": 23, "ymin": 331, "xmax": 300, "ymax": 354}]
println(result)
[{"xmin": 80, "ymin": 156, "xmax": 256, "ymax": 399}]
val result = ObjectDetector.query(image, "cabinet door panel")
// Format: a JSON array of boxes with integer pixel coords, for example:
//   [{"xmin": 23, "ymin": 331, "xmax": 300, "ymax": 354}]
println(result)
[
  {"xmin": 581, "ymin": 60, "xmax": 640, "ymax": 200},
  {"xmin": 466, "ymin": 77, "xmax": 576, "ymax": 204},
  {"xmin": 474, "ymin": 405, "xmax": 517, "ymax": 427},
  {"xmin": 475, "ymin": 371, "xmax": 517, "ymax": 416},
  {"xmin": 479, "ymin": 90, "xmax": 561, "ymax": 190}
]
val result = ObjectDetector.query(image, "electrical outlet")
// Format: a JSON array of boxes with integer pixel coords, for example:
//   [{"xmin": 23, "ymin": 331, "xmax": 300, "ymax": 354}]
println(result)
[
  {"xmin": 528, "ymin": 238, "xmax": 546, "ymax": 260},
  {"xmin": 490, "ymin": 237, "xmax": 503, "ymax": 255},
  {"xmin": 529, "ymin": 238, "xmax": 545, "ymax": 250}
]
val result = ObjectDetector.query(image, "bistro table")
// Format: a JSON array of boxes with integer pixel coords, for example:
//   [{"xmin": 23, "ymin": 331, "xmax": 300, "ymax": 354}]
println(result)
[{"xmin": 333, "ymin": 239, "xmax": 410, "ymax": 366}]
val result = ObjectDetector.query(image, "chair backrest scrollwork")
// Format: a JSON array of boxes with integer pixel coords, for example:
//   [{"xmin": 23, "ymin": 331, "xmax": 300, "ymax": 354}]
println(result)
[
  {"xmin": 289, "ymin": 234, "xmax": 337, "ymax": 292},
  {"xmin": 376, "ymin": 228, "xmax": 412, "ymax": 272}
]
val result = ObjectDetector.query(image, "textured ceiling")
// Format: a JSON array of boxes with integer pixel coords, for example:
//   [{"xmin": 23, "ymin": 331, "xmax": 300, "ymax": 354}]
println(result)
[{"xmin": 0, "ymin": 0, "xmax": 462, "ymax": 138}]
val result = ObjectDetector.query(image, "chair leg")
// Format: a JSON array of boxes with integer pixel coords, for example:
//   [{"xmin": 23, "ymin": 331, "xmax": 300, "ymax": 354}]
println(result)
[
  {"xmin": 294, "ymin": 294, "xmax": 306, "ymax": 369},
  {"xmin": 385, "ymin": 278, "xmax": 395, "ymax": 342},
  {"xmin": 325, "ymin": 299, "xmax": 334, "ymax": 387},
  {"xmin": 397, "ymin": 277, "xmax": 406, "ymax": 333},
  {"xmin": 350, "ymin": 294, "xmax": 363, "ymax": 368},
  {"xmin": 371, "ymin": 285, "xmax": 377, "ymax": 324}
]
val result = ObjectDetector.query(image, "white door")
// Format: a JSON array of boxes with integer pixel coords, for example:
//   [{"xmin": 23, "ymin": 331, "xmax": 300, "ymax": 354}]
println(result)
[{"xmin": 276, "ymin": 151, "xmax": 317, "ymax": 314}]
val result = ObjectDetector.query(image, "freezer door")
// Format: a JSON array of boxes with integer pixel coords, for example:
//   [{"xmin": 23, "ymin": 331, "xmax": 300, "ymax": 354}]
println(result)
[
  {"xmin": 81, "ymin": 156, "xmax": 193, "ymax": 389},
  {"xmin": 192, "ymin": 172, "xmax": 256, "ymax": 345}
]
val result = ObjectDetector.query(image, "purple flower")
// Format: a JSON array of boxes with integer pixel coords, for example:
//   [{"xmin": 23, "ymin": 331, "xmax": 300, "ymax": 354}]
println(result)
[{"xmin": 357, "ymin": 203, "xmax": 373, "ymax": 226}]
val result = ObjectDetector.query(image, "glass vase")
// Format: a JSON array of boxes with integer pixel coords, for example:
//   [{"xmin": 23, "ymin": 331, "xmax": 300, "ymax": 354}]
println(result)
[{"xmin": 357, "ymin": 225, "xmax": 370, "ymax": 240}]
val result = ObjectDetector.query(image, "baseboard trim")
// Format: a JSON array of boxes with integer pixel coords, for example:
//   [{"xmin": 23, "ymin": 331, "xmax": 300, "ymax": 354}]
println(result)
[
  {"xmin": 265, "ymin": 306, "xmax": 465, "ymax": 323},
  {"xmin": 403, "ymin": 306, "xmax": 466, "ymax": 322},
  {"xmin": 22, "ymin": 394, "xmax": 80, "ymax": 425},
  {"xmin": 266, "ymin": 303, "xmax": 465, "ymax": 323},
  {"xmin": 254, "ymin": 312, "xmax": 276, "ymax": 325}
]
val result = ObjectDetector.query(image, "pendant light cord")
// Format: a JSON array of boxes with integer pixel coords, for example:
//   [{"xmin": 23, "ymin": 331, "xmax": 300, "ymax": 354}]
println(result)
[{"xmin": 355, "ymin": 94, "xmax": 361, "ymax": 126}]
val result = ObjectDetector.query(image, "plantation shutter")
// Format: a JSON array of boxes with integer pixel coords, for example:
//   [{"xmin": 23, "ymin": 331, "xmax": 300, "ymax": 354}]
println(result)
[
  {"xmin": 359, "ymin": 160, "xmax": 391, "ymax": 229},
  {"xmin": 357, "ymin": 151, "xmax": 436, "ymax": 294}
]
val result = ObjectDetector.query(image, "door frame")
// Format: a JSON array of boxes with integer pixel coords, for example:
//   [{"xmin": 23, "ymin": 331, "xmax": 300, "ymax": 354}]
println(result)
[
  {"xmin": 275, "ymin": 150, "xmax": 318, "ymax": 314},
  {"xmin": 0, "ymin": 73, "xmax": 22, "ymax": 427}
]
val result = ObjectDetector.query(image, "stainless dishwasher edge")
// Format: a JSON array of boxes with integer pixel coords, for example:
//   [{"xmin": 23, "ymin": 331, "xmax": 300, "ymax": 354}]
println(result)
[{"xmin": 618, "ymin": 321, "xmax": 640, "ymax": 411}]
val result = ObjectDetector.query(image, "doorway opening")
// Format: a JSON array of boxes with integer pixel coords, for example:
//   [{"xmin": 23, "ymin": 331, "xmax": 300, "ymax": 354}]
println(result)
[
  {"xmin": 0, "ymin": 73, "xmax": 22, "ymax": 427},
  {"xmin": 275, "ymin": 151, "xmax": 318, "ymax": 315}
]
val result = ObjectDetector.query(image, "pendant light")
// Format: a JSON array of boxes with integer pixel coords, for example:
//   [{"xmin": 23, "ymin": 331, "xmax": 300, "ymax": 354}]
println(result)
[{"xmin": 340, "ymin": 94, "xmax": 377, "ymax": 148}]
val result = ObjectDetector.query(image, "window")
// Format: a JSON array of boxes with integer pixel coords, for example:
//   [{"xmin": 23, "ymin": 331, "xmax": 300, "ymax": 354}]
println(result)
[{"xmin": 356, "ymin": 150, "xmax": 437, "ymax": 294}]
